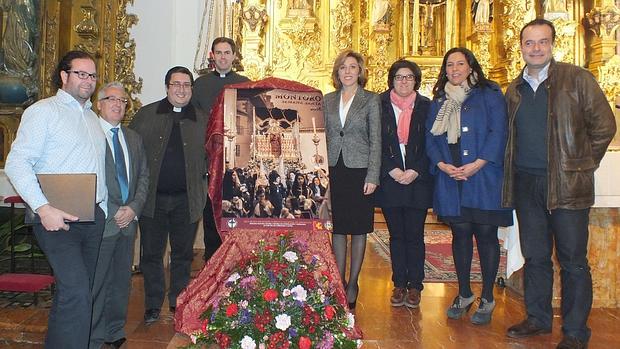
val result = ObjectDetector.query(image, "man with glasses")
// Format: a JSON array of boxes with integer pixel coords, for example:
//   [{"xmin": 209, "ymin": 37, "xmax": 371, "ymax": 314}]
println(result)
[
  {"xmin": 129, "ymin": 66, "xmax": 208, "ymax": 324},
  {"xmin": 192, "ymin": 37, "xmax": 250, "ymax": 262},
  {"xmin": 90, "ymin": 82, "xmax": 149, "ymax": 349},
  {"xmin": 5, "ymin": 50, "xmax": 107, "ymax": 349}
]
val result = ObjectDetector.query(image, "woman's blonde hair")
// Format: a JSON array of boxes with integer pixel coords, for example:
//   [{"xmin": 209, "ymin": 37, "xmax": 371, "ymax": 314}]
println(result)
[{"xmin": 331, "ymin": 50, "xmax": 367, "ymax": 89}]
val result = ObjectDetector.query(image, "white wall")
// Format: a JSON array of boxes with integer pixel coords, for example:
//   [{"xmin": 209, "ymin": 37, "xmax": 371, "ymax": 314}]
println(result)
[{"xmin": 128, "ymin": 0, "xmax": 205, "ymax": 105}]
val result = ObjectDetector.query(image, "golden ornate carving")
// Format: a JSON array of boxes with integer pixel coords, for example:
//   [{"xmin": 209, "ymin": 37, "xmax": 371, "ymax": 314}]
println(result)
[
  {"xmin": 74, "ymin": 5, "xmax": 99, "ymax": 56},
  {"xmin": 596, "ymin": 55, "xmax": 620, "ymax": 105},
  {"xmin": 367, "ymin": 30, "xmax": 393, "ymax": 92},
  {"xmin": 359, "ymin": 0, "xmax": 369, "ymax": 56},
  {"xmin": 330, "ymin": 0, "xmax": 353, "ymax": 54},
  {"xmin": 41, "ymin": 6, "xmax": 59, "ymax": 98},
  {"xmin": 550, "ymin": 18, "xmax": 578, "ymax": 64},
  {"xmin": 499, "ymin": 0, "xmax": 528, "ymax": 81},
  {"xmin": 240, "ymin": 1, "xmax": 270, "ymax": 81},
  {"xmin": 585, "ymin": 5, "xmax": 620, "ymax": 39},
  {"xmin": 114, "ymin": 0, "xmax": 143, "ymax": 119},
  {"xmin": 470, "ymin": 26, "xmax": 493, "ymax": 75},
  {"xmin": 274, "ymin": 17, "xmax": 322, "ymax": 79}
]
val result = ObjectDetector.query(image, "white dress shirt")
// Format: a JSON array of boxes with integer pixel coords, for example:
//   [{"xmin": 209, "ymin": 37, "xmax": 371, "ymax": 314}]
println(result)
[
  {"xmin": 99, "ymin": 117, "xmax": 131, "ymax": 183},
  {"xmin": 5, "ymin": 89, "xmax": 108, "ymax": 216}
]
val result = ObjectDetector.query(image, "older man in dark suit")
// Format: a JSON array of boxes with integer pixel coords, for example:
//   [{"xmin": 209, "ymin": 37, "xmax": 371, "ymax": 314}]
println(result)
[{"xmin": 90, "ymin": 82, "xmax": 149, "ymax": 349}]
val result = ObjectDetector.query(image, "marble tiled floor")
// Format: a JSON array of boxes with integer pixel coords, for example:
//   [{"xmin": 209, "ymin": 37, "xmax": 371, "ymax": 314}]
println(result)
[{"xmin": 1, "ymin": 229, "xmax": 619, "ymax": 349}]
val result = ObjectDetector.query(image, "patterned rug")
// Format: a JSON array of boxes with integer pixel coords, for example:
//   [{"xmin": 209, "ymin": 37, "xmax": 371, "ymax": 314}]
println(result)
[{"xmin": 369, "ymin": 230, "xmax": 506, "ymax": 283}]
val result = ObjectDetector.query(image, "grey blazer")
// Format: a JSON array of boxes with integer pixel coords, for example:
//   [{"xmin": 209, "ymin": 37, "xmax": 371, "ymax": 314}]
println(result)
[
  {"xmin": 323, "ymin": 87, "xmax": 382, "ymax": 185},
  {"xmin": 104, "ymin": 125, "xmax": 149, "ymax": 238}
]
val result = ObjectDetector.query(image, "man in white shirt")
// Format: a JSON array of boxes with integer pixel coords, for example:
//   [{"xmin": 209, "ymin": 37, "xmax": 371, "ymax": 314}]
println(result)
[{"xmin": 5, "ymin": 50, "xmax": 107, "ymax": 349}]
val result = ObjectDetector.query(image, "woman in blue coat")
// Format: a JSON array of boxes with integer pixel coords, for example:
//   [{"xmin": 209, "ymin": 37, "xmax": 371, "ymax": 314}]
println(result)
[
  {"xmin": 375, "ymin": 59, "xmax": 433, "ymax": 308},
  {"xmin": 426, "ymin": 47, "xmax": 512, "ymax": 325}
]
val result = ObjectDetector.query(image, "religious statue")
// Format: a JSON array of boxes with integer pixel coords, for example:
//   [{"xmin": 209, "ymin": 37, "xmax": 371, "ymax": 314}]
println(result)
[
  {"xmin": 472, "ymin": 0, "xmax": 493, "ymax": 24},
  {"xmin": 371, "ymin": 0, "xmax": 390, "ymax": 26},
  {"xmin": 544, "ymin": 0, "xmax": 566, "ymax": 13},
  {"xmin": 1, "ymin": 0, "xmax": 37, "ymax": 75},
  {"xmin": 524, "ymin": 0, "xmax": 537, "ymax": 23}
]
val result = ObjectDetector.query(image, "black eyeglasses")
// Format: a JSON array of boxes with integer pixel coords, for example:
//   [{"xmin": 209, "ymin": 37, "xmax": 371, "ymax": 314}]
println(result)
[
  {"xmin": 100, "ymin": 96, "xmax": 129, "ymax": 105},
  {"xmin": 66, "ymin": 70, "xmax": 98, "ymax": 80},
  {"xmin": 168, "ymin": 82, "xmax": 192, "ymax": 89},
  {"xmin": 394, "ymin": 74, "xmax": 416, "ymax": 82}
]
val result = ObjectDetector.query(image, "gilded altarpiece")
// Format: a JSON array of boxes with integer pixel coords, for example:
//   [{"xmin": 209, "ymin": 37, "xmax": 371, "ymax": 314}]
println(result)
[{"xmin": 205, "ymin": 0, "xmax": 620, "ymax": 308}]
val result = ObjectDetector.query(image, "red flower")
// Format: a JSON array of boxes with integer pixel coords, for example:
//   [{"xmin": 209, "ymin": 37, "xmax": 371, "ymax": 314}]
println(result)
[
  {"xmin": 201, "ymin": 318, "xmax": 209, "ymax": 332},
  {"xmin": 215, "ymin": 332, "xmax": 231, "ymax": 348},
  {"xmin": 263, "ymin": 288, "xmax": 278, "ymax": 302},
  {"xmin": 324, "ymin": 305, "xmax": 336, "ymax": 320},
  {"xmin": 299, "ymin": 336, "xmax": 312, "ymax": 349},
  {"xmin": 225, "ymin": 303, "xmax": 238, "ymax": 317}
]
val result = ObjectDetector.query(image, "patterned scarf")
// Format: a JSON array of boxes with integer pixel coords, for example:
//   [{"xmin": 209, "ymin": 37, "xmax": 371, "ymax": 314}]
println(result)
[
  {"xmin": 430, "ymin": 81, "xmax": 471, "ymax": 144},
  {"xmin": 390, "ymin": 90, "xmax": 417, "ymax": 145}
]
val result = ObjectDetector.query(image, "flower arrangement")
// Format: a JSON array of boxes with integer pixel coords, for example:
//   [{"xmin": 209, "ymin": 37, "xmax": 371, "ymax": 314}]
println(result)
[{"xmin": 184, "ymin": 232, "xmax": 360, "ymax": 349}]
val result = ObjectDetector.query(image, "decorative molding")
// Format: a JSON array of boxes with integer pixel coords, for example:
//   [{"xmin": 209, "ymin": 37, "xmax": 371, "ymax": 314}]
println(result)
[
  {"xmin": 597, "ymin": 55, "xmax": 620, "ymax": 105},
  {"xmin": 42, "ymin": 5, "xmax": 59, "ymax": 98},
  {"xmin": 330, "ymin": 0, "xmax": 353, "ymax": 55},
  {"xmin": 115, "ymin": 0, "xmax": 143, "ymax": 119},
  {"xmin": 500, "ymin": 0, "xmax": 528, "ymax": 81}
]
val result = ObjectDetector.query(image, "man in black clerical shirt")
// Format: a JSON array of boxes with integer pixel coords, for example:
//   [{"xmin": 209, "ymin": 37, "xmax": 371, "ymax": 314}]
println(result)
[
  {"xmin": 130, "ymin": 66, "xmax": 208, "ymax": 324},
  {"xmin": 192, "ymin": 37, "xmax": 250, "ymax": 261}
]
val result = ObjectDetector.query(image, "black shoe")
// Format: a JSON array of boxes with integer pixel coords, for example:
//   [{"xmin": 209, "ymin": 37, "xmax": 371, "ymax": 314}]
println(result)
[
  {"xmin": 507, "ymin": 319, "xmax": 552, "ymax": 338},
  {"xmin": 557, "ymin": 336, "xmax": 588, "ymax": 349},
  {"xmin": 105, "ymin": 337, "xmax": 126, "ymax": 349},
  {"xmin": 144, "ymin": 308, "xmax": 160, "ymax": 324}
]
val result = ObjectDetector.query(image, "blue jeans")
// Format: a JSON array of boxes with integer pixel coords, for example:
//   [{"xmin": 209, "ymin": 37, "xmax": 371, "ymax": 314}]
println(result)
[
  {"xmin": 33, "ymin": 207, "xmax": 105, "ymax": 349},
  {"xmin": 515, "ymin": 172, "xmax": 592, "ymax": 342}
]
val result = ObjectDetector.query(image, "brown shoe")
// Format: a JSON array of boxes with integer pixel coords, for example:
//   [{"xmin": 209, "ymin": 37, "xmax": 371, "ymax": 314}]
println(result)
[
  {"xmin": 557, "ymin": 336, "xmax": 587, "ymax": 349},
  {"xmin": 405, "ymin": 288, "xmax": 421, "ymax": 308},
  {"xmin": 390, "ymin": 287, "xmax": 406, "ymax": 307},
  {"xmin": 506, "ymin": 319, "xmax": 551, "ymax": 338}
]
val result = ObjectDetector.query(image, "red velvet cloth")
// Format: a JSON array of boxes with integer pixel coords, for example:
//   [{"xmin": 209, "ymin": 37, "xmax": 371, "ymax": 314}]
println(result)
[
  {"xmin": 205, "ymin": 77, "xmax": 321, "ymax": 238},
  {"xmin": 174, "ymin": 229, "xmax": 361, "ymax": 339},
  {"xmin": 0, "ymin": 273, "xmax": 54, "ymax": 292}
]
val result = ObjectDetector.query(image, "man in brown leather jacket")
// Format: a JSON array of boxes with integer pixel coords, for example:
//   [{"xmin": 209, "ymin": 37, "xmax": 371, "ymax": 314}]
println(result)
[{"xmin": 502, "ymin": 19, "xmax": 616, "ymax": 349}]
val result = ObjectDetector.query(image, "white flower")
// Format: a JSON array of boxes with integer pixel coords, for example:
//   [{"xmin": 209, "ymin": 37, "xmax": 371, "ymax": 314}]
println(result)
[
  {"xmin": 347, "ymin": 313, "xmax": 355, "ymax": 328},
  {"xmin": 240, "ymin": 300, "xmax": 249, "ymax": 308},
  {"xmin": 190, "ymin": 334, "xmax": 197, "ymax": 344},
  {"xmin": 227, "ymin": 272, "xmax": 241, "ymax": 283},
  {"xmin": 283, "ymin": 251, "xmax": 298, "ymax": 263},
  {"xmin": 240, "ymin": 335, "xmax": 257, "ymax": 349},
  {"xmin": 320, "ymin": 294, "xmax": 325, "ymax": 303},
  {"xmin": 259, "ymin": 344, "xmax": 266, "ymax": 349},
  {"xmin": 247, "ymin": 266, "xmax": 253, "ymax": 274},
  {"xmin": 282, "ymin": 288, "xmax": 291, "ymax": 297},
  {"xmin": 357, "ymin": 339, "xmax": 363, "ymax": 348},
  {"xmin": 275, "ymin": 314, "xmax": 291, "ymax": 330},
  {"xmin": 291, "ymin": 285, "xmax": 307, "ymax": 302}
]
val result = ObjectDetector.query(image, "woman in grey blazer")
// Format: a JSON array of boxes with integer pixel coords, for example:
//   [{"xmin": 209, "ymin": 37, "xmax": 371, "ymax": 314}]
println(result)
[{"xmin": 323, "ymin": 50, "xmax": 381, "ymax": 309}]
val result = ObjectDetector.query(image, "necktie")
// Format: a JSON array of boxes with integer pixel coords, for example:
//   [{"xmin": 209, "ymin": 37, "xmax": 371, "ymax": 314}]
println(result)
[{"xmin": 111, "ymin": 128, "xmax": 129, "ymax": 203}]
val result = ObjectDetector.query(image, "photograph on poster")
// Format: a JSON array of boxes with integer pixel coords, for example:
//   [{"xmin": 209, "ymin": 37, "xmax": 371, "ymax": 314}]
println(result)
[{"xmin": 221, "ymin": 88, "xmax": 329, "ymax": 222}]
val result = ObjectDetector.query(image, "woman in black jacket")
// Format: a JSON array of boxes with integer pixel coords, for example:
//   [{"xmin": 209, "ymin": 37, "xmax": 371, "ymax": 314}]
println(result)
[{"xmin": 375, "ymin": 59, "xmax": 433, "ymax": 309}]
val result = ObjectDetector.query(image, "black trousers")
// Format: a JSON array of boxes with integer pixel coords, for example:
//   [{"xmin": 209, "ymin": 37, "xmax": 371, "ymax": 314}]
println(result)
[
  {"xmin": 33, "ymin": 206, "xmax": 105, "ymax": 349},
  {"xmin": 515, "ymin": 172, "xmax": 592, "ymax": 342},
  {"xmin": 383, "ymin": 207, "xmax": 427, "ymax": 291},
  {"xmin": 140, "ymin": 193, "xmax": 198, "ymax": 310},
  {"xmin": 202, "ymin": 193, "xmax": 221, "ymax": 261}
]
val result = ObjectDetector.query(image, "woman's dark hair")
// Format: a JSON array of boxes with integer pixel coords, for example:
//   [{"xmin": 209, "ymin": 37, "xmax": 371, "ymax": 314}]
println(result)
[
  {"xmin": 164, "ymin": 66, "xmax": 194, "ymax": 86},
  {"xmin": 432, "ymin": 47, "xmax": 491, "ymax": 99},
  {"xmin": 387, "ymin": 59, "xmax": 422, "ymax": 91},
  {"xmin": 52, "ymin": 50, "xmax": 95, "ymax": 89},
  {"xmin": 268, "ymin": 170, "xmax": 280, "ymax": 184}
]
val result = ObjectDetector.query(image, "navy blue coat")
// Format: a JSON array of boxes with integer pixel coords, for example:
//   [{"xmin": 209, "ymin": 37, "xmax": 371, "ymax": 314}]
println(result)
[
  {"xmin": 425, "ymin": 83, "xmax": 509, "ymax": 216},
  {"xmin": 375, "ymin": 91, "xmax": 433, "ymax": 209}
]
